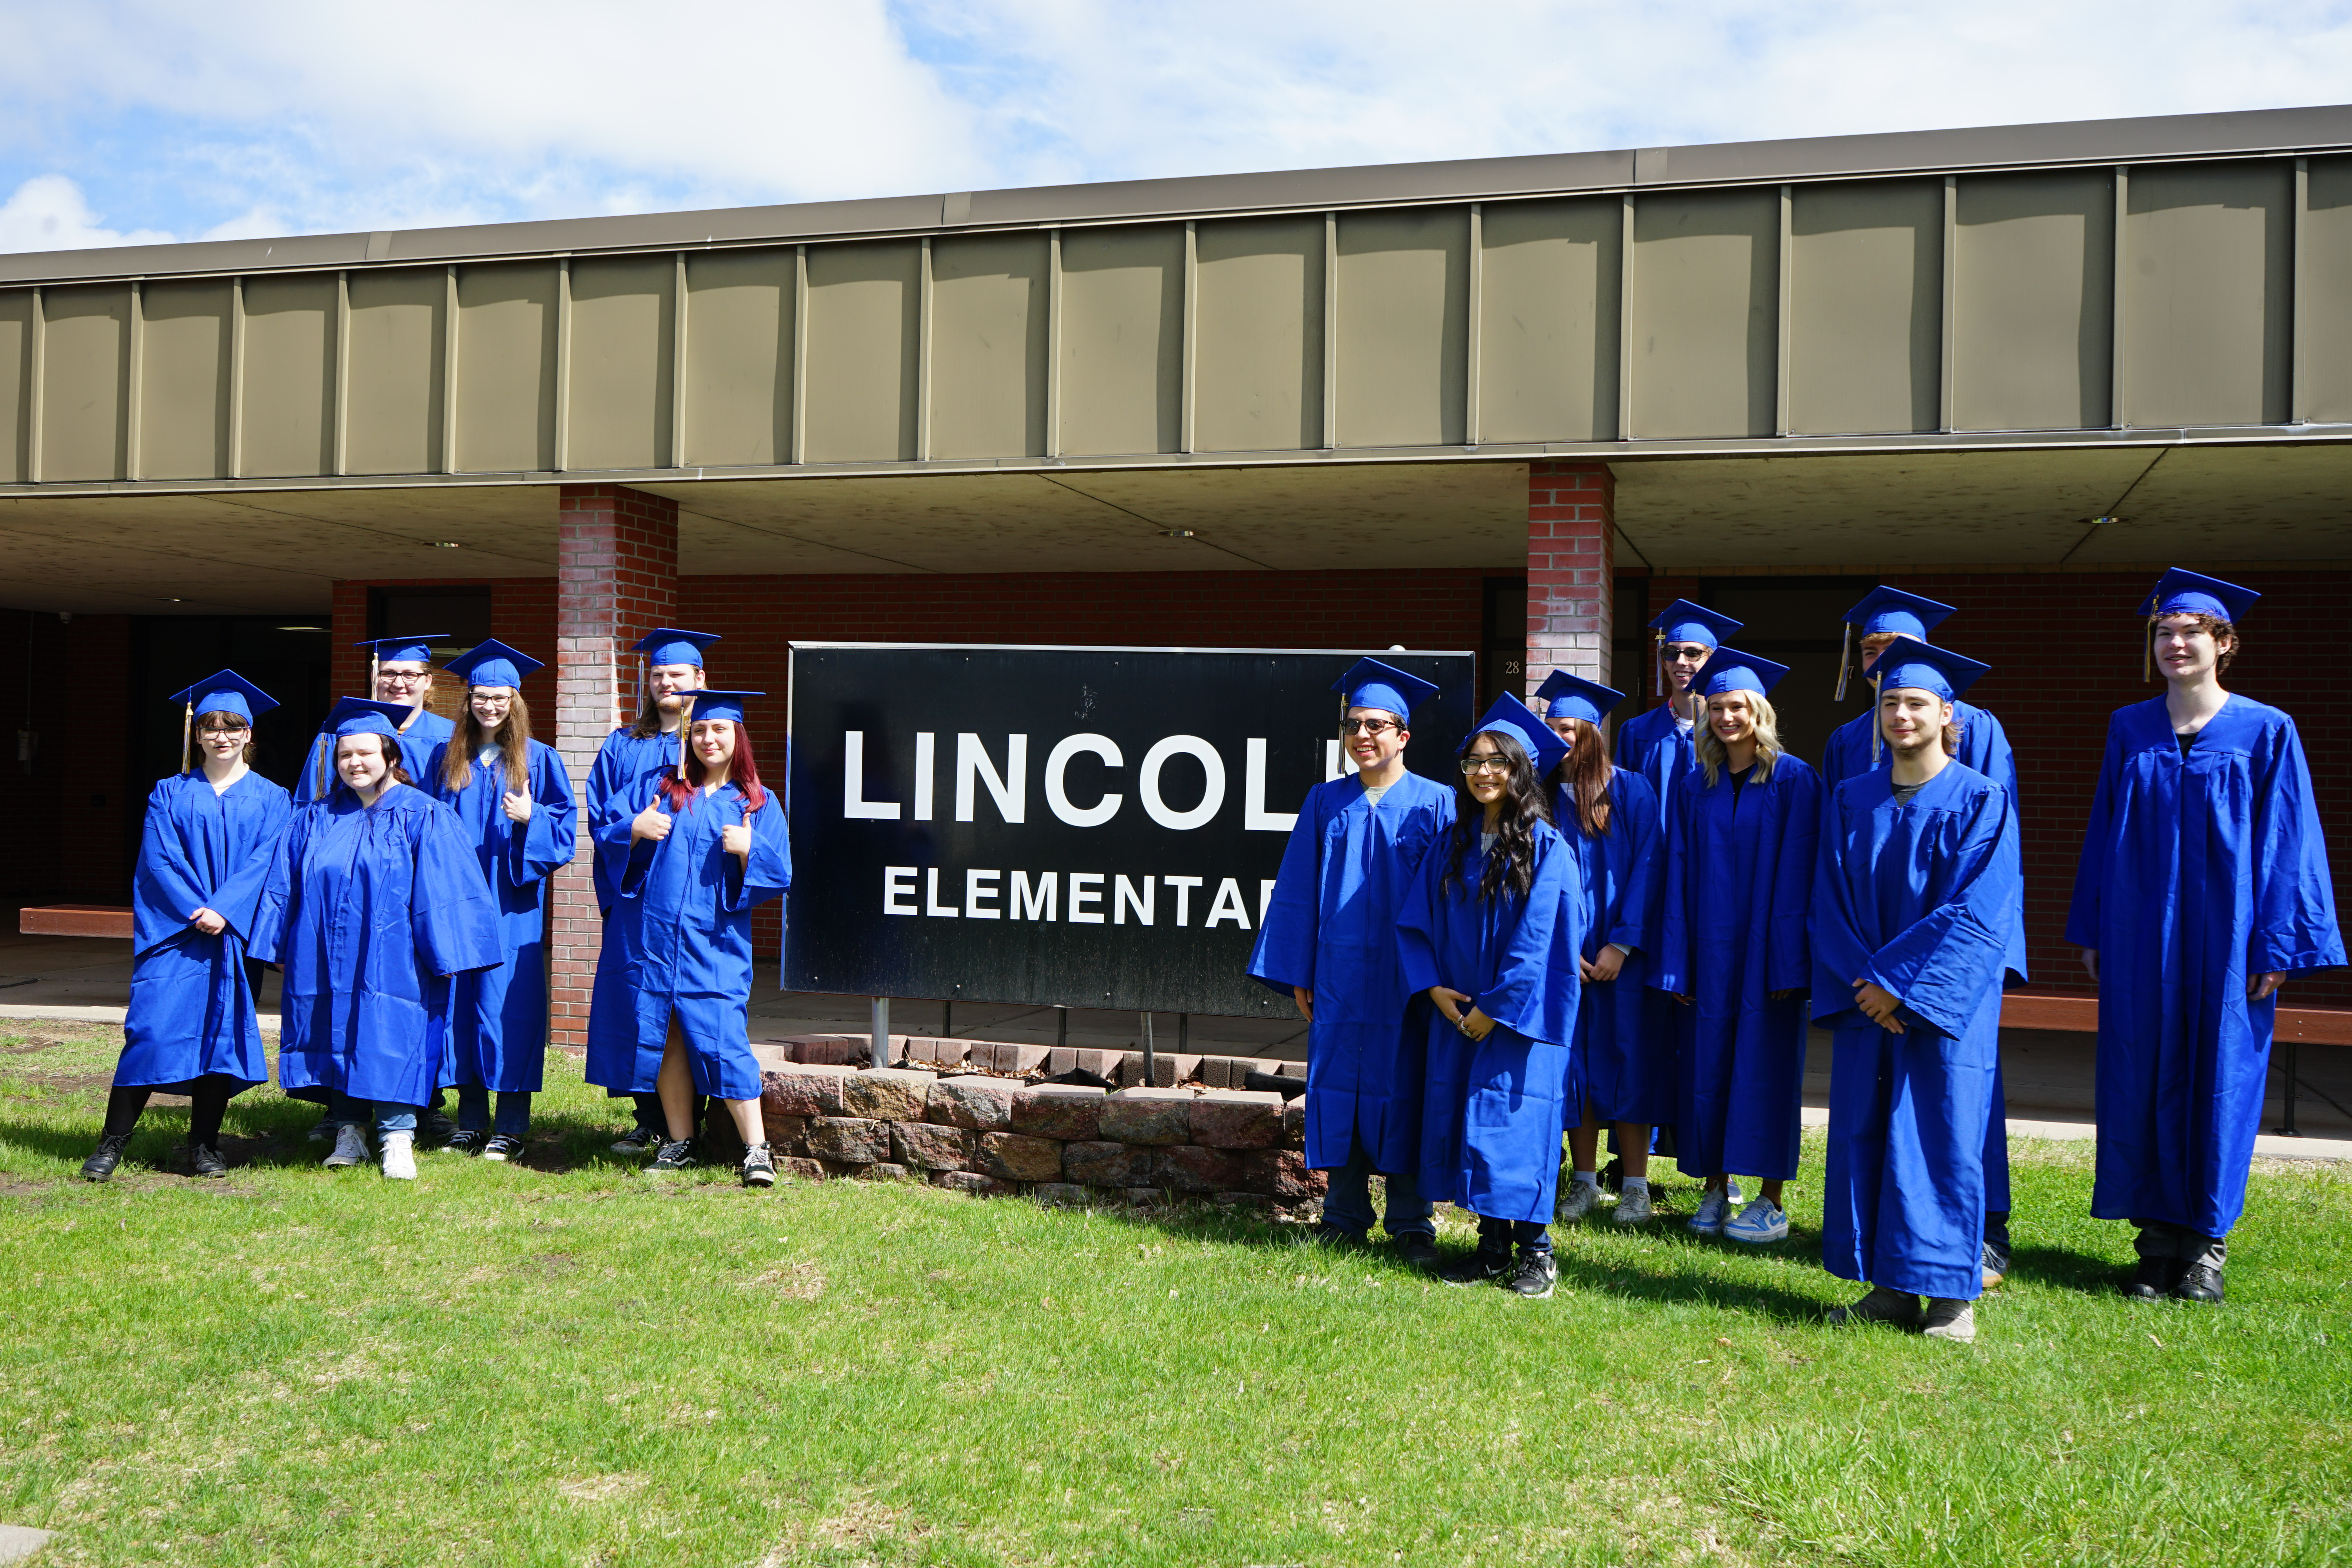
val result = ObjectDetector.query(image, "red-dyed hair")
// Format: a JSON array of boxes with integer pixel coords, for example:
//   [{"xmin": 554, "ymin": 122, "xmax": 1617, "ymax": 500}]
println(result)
[{"xmin": 660, "ymin": 721, "xmax": 769, "ymax": 815}]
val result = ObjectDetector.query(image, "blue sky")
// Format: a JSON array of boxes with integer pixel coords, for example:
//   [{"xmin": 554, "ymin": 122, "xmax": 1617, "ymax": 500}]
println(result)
[{"xmin": 2, "ymin": 0, "xmax": 2348, "ymax": 254}]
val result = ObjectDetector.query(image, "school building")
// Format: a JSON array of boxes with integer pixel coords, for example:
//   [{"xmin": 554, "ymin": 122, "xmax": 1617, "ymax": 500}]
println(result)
[{"xmin": 0, "ymin": 103, "xmax": 2345, "ymax": 1069}]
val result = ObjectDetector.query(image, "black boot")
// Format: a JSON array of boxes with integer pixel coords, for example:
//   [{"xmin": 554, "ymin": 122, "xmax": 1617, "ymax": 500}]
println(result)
[
  {"xmin": 2120, "ymin": 1255, "xmax": 2184, "ymax": 1301},
  {"xmin": 82, "ymin": 1133, "xmax": 132, "ymax": 1182},
  {"xmin": 2173, "ymin": 1263, "xmax": 2225, "ymax": 1303},
  {"xmin": 187, "ymin": 1142, "xmax": 229, "ymax": 1178}
]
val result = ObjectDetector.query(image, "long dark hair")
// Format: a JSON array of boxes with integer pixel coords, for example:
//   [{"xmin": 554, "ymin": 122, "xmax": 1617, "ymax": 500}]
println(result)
[
  {"xmin": 1551, "ymin": 718, "xmax": 1614, "ymax": 838},
  {"xmin": 660, "ymin": 720, "xmax": 770, "ymax": 815},
  {"xmin": 1441, "ymin": 730, "xmax": 1553, "ymax": 904}
]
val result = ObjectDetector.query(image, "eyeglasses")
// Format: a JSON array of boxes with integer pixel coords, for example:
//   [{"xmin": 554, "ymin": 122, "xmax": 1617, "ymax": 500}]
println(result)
[
  {"xmin": 198, "ymin": 726, "xmax": 250, "ymax": 737},
  {"xmin": 1661, "ymin": 644, "xmax": 1711, "ymax": 661},
  {"xmin": 377, "ymin": 671, "xmax": 428, "ymax": 686},
  {"xmin": 1459, "ymin": 757, "xmax": 1512, "ymax": 776},
  {"xmin": 1340, "ymin": 717, "xmax": 1400, "ymax": 736}
]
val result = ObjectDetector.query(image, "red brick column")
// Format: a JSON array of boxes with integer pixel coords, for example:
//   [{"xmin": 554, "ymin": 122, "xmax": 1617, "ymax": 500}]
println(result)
[
  {"xmin": 1526, "ymin": 461, "xmax": 1615, "ymax": 698},
  {"xmin": 551, "ymin": 483, "xmax": 679, "ymax": 1047}
]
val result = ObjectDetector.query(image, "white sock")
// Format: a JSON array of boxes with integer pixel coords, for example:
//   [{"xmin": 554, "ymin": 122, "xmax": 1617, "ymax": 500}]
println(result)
[
  {"xmin": 1622, "ymin": 1176, "xmax": 1649, "ymax": 1193},
  {"xmin": 1571, "ymin": 1170, "xmax": 1597, "ymax": 1188}
]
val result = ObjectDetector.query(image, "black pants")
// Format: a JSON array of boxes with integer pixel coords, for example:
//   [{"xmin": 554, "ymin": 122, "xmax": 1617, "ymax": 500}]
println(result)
[
  {"xmin": 1475, "ymin": 1215, "xmax": 1552, "ymax": 1256},
  {"xmin": 105, "ymin": 1076, "xmax": 238, "ymax": 1147},
  {"xmin": 2133, "ymin": 1219, "xmax": 2227, "ymax": 1271}
]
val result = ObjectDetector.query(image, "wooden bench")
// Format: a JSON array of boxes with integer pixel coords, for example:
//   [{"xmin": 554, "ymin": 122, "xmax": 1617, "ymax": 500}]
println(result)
[
  {"xmin": 17, "ymin": 905, "xmax": 136, "ymax": 940},
  {"xmin": 2002, "ymin": 990, "xmax": 2352, "ymax": 1045}
]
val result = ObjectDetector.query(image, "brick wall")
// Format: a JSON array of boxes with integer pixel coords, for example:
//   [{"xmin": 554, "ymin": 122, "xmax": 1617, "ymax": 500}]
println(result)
[
  {"xmin": 325, "ymin": 577, "xmax": 558, "ymax": 716},
  {"xmin": 1526, "ymin": 461, "xmax": 1614, "ymax": 694}
]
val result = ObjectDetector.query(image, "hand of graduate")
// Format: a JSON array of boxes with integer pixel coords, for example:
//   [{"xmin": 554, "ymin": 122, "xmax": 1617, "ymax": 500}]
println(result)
[
  {"xmin": 1670, "ymin": 993, "xmax": 1693, "ymax": 1006},
  {"xmin": 2250, "ymin": 970, "xmax": 2286, "ymax": 1002},
  {"xmin": 502, "ymin": 791, "xmax": 532, "ymax": 823},
  {"xmin": 631, "ymin": 803, "xmax": 672, "ymax": 842},
  {"xmin": 1581, "ymin": 944, "xmax": 1627, "ymax": 984},
  {"xmin": 1428, "ymin": 985, "xmax": 1472, "ymax": 1025},
  {"xmin": 187, "ymin": 907, "xmax": 227, "ymax": 937},
  {"xmin": 2080, "ymin": 947, "xmax": 2099, "ymax": 983},
  {"xmin": 1291, "ymin": 985, "xmax": 1314, "ymax": 1022},
  {"xmin": 1853, "ymin": 978, "xmax": 1905, "ymax": 1033},
  {"xmin": 1769, "ymin": 988, "xmax": 1808, "ymax": 1003},
  {"xmin": 1456, "ymin": 1005, "xmax": 1497, "ymax": 1042},
  {"xmin": 721, "ymin": 822, "xmax": 753, "ymax": 861}
]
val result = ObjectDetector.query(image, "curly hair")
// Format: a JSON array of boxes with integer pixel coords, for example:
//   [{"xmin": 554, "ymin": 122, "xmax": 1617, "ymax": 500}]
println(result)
[
  {"xmin": 2146, "ymin": 611, "xmax": 2238, "ymax": 680},
  {"xmin": 1441, "ymin": 730, "xmax": 1555, "ymax": 905}
]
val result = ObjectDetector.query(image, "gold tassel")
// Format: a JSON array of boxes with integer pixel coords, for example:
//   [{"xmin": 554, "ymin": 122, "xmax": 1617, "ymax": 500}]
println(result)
[
  {"xmin": 1834, "ymin": 622, "xmax": 1852, "ymax": 702},
  {"xmin": 180, "ymin": 700, "xmax": 194, "ymax": 775},
  {"xmin": 2142, "ymin": 619, "xmax": 2155, "ymax": 683},
  {"xmin": 1653, "ymin": 628, "xmax": 1665, "ymax": 701}
]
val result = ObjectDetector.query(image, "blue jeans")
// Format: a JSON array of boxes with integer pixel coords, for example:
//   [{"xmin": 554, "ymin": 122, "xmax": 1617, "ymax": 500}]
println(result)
[
  {"xmin": 331, "ymin": 1093, "xmax": 418, "ymax": 1136},
  {"xmin": 1322, "ymin": 1131, "xmax": 1434, "ymax": 1240},
  {"xmin": 1476, "ymin": 1215, "xmax": 1552, "ymax": 1255},
  {"xmin": 456, "ymin": 1086, "xmax": 532, "ymax": 1138}
]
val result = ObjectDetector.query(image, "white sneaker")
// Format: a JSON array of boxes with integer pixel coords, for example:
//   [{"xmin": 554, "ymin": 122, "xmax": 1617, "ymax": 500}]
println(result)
[
  {"xmin": 1725, "ymin": 1179, "xmax": 1745, "ymax": 1206},
  {"xmin": 1723, "ymin": 1197, "xmax": 1789, "ymax": 1244},
  {"xmin": 380, "ymin": 1130, "xmax": 417, "ymax": 1181},
  {"xmin": 1688, "ymin": 1187, "xmax": 1734, "ymax": 1235},
  {"xmin": 1557, "ymin": 1180, "xmax": 1602, "ymax": 1223},
  {"xmin": 1613, "ymin": 1184, "xmax": 1654, "ymax": 1225},
  {"xmin": 323, "ymin": 1124, "xmax": 369, "ymax": 1168}
]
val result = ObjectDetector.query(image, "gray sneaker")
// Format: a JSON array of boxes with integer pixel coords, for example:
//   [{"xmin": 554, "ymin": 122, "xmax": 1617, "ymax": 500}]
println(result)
[
  {"xmin": 323, "ymin": 1124, "xmax": 369, "ymax": 1169},
  {"xmin": 1612, "ymin": 1185, "xmax": 1654, "ymax": 1225},
  {"xmin": 1556, "ymin": 1180, "xmax": 1602, "ymax": 1223},
  {"xmin": 1828, "ymin": 1285, "xmax": 1924, "ymax": 1328},
  {"xmin": 1922, "ymin": 1298, "xmax": 1977, "ymax": 1343},
  {"xmin": 1687, "ymin": 1187, "xmax": 1734, "ymax": 1235}
]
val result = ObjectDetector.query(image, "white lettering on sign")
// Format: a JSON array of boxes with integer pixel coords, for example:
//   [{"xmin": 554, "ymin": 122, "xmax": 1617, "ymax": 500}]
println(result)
[
  {"xmin": 925, "ymin": 867, "xmax": 958, "ymax": 917},
  {"xmin": 1163, "ymin": 874, "xmax": 1203, "ymax": 925},
  {"xmin": 1114, "ymin": 874, "xmax": 1154, "ymax": 925},
  {"xmin": 1012, "ymin": 871, "xmax": 1056, "ymax": 922},
  {"xmin": 845, "ymin": 733, "xmax": 903, "ymax": 820},
  {"xmin": 1259, "ymin": 878, "xmax": 1278, "ymax": 926},
  {"xmin": 956, "ymin": 733, "xmax": 1027, "ymax": 824},
  {"xmin": 1067, "ymin": 870, "xmax": 1106, "ymax": 924},
  {"xmin": 1243, "ymin": 739, "xmax": 1297, "ymax": 833},
  {"xmin": 1045, "ymin": 734, "xmax": 1123, "ymax": 827},
  {"xmin": 913, "ymin": 732, "xmax": 936, "ymax": 822},
  {"xmin": 1138, "ymin": 735, "xmax": 1225, "ymax": 831},
  {"xmin": 1204, "ymin": 878, "xmax": 1250, "ymax": 929},
  {"xmin": 882, "ymin": 865, "xmax": 918, "ymax": 914},
  {"xmin": 965, "ymin": 868, "xmax": 1002, "ymax": 919}
]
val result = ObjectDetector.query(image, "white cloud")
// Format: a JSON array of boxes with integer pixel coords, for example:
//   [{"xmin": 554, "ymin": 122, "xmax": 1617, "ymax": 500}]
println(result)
[{"xmin": 0, "ymin": 174, "xmax": 176, "ymax": 251}]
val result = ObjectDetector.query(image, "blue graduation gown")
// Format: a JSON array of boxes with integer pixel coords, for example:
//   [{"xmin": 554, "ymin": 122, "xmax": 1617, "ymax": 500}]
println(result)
[
  {"xmin": 118, "ymin": 771, "xmax": 293, "ymax": 1091},
  {"xmin": 2065, "ymin": 697, "xmax": 2344, "ymax": 1237},
  {"xmin": 1653, "ymin": 752, "xmax": 1820, "ymax": 1181},
  {"xmin": 1614, "ymin": 703, "xmax": 1697, "ymax": 830},
  {"xmin": 1814, "ymin": 764, "xmax": 2021, "ymax": 1301},
  {"xmin": 251, "ymin": 783, "xmax": 503, "ymax": 1106},
  {"xmin": 604, "ymin": 781, "xmax": 791, "ymax": 1100},
  {"xmin": 1398, "ymin": 826, "xmax": 1584, "ymax": 1224},
  {"xmin": 425, "ymin": 739, "xmax": 578, "ymax": 1095},
  {"xmin": 1555, "ymin": 770, "xmax": 1670, "ymax": 1125},
  {"xmin": 292, "ymin": 709, "xmax": 455, "ymax": 804},
  {"xmin": 1247, "ymin": 770, "xmax": 1456, "ymax": 1172},
  {"xmin": 1821, "ymin": 697, "xmax": 2026, "ymax": 1218},
  {"xmin": 584, "ymin": 728, "xmax": 681, "ymax": 1096}
]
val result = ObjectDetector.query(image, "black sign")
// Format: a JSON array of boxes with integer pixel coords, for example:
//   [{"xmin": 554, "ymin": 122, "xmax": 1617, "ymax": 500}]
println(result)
[{"xmin": 784, "ymin": 643, "xmax": 1477, "ymax": 1016}]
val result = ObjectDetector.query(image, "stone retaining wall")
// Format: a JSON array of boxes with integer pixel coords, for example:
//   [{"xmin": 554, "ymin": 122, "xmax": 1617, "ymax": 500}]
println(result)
[{"xmin": 742, "ymin": 1041, "xmax": 1325, "ymax": 1211}]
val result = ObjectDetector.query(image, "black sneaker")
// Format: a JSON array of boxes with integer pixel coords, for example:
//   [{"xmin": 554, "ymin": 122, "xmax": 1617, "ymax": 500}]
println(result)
[
  {"xmin": 482, "ymin": 1134, "xmax": 523, "ymax": 1163},
  {"xmin": 420, "ymin": 1109, "xmax": 460, "ymax": 1145},
  {"xmin": 610, "ymin": 1124, "xmax": 662, "ymax": 1157},
  {"xmin": 740, "ymin": 1142, "xmax": 776, "ymax": 1189},
  {"xmin": 649, "ymin": 1138, "xmax": 697, "ymax": 1171},
  {"xmin": 305, "ymin": 1112, "xmax": 337, "ymax": 1145},
  {"xmin": 1504, "ymin": 1248, "xmax": 1557, "ymax": 1300},
  {"xmin": 81, "ymin": 1132, "xmax": 132, "ymax": 1182},
  {"xmin": 1392, "ymin": 1232, "xmax": 1441, "ymax": 1272},
  {"xmin": 1439, "ymin": 1247, "xmax": 1512, "ymax": 1287},
  {"xmin": 2121, "ymin": 1256, "xmax": 2185, "ymax": 1301},
  {"xmin": 187, "ymin": 1142, "xmax": 229, "ymax": 1179},
  {"xmin": 443, "ymin": 1129, "xmax": 489, "ymax": 1158},
  {"xmin": 2173, "ymin": 1263, "xmax": 2225, "ymax": 1304}
]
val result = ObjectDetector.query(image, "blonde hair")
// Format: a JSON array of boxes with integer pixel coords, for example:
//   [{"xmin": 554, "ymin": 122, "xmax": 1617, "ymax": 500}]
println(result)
[
  {"xmin": 1695, "ymin": 689, "xmax": 1785, "ymax": 787},
  {"xmin": 442, "ymin": 690, "xmax": 533, "ymax": 795}
]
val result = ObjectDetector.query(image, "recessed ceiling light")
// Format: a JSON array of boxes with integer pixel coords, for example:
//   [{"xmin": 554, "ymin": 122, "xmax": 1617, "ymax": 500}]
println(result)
[
  {"xmin": 160, "ymin": 597, "xmax": 184, "ymax": 603},
  {"xmin": 275, "ymin": 625, "xmax": 329, "ymax": 633},
  {"xmin": 429, "ymin": 540, "xmax": 463, "ymax": 548},
  {"xmin": 1158, "ymin": 529, "xmax": 1196, "ymax": 539}
]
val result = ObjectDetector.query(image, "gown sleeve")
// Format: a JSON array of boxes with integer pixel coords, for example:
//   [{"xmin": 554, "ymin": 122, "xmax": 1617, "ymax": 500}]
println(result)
[
  {"xmin": 2249, "ymin": 717, "xmax": 2347, "ymax": 976},
  {"xmin": 131, "ymin": 780, "xmax": 211, "ymax": 958},
  {"xmin": 1764, "ymin": 762, "xmax": 1820, "ymax": 995},
  {"xmin": 721, "ymin": 791, "xmax": 792, "ymax": 913},
  {"xmin": 1808, "ymin": 782, "xmax": 1871, "ymax": 1025},
  {"xmin": 1606, "ymin": 772, "xmax": 1662, "ymax": 954},
  {"xmin": 506, "ymin": 743, "xmax": 579, "ymax": 890},
  {"xmin": 1650, "ymin": 775, "xmax": 1696, "ymax": 996},
  {"xmin": 409, "ymin": 801, "xmax": 505, "ymax": 977},
  {"xmin": 1862, "ymin": 783, "xmax": 2021, "ymax": 1040},
  {"xmin": 245, "ymin": 805, "xmax": 312, "ymax": 965},
  {"xmin": 208, "ymin": 784, "xmax": 294, "ymax": 944},
  {"xmin": 2063, "ymin": 714, "xmax": 2126, "ymax": 950},
  {"xmin": 1395, "ymin": 834, "xmax": 1447, "ymax": 1000},
  {"xmin": 1246, "ymin": 789, "xmax": 1325, "ymax": 995},
  {"xmin": 1472, "ymin": 833, "xmax": 1571, "ymax": 1037}
]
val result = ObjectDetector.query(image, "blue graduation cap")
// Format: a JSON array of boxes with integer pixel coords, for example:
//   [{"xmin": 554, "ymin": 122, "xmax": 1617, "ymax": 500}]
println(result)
[
  {"xmin": 2141, "ymin": 568, "xmax": 2260, "ymax": 624},
  {"xmin": 169, "ymin": 670, "xmax": 278, "ymax": 724},
  {"xmin": 1836, "ymin": 585, "xmax": 1957, "ymax": 700},
  {"xmin": 1332, "ymin": 657, "xmax": 1438, "ymax": 719},
  {"xmin": 1873, "ymin": 641, "xmax": 1990, "ymax": 703},
  {"xmin": 1691, "ymin": 646, "xmax": 1791, "ymax": 699},
  {"xmin": 322, "ymin": 697, "xmax": 412, "ymax": 738},
  {"xmin": 677, "ymin": 689, "xmax": 763, "ymax": 726},
  {"xmin": 444, "ymin": 638, "xmax": 544, "ymax": 690},
  {"xmin": 1465, "ymin": 693, "xmax": 1569, "ymax": 778},
  {"xmin": 1533, "ymin": 669, "xmax": 1626, "ymax": 726},
  {"xmin": 352, "ymin": 633, "xmax": 446, "ymax": 666},
  {"xmin": 632, "ymin": 628, "xmax": 722, "ymax": 668},
  {"xmin": 1648, "ymin": 599, "xmax": 1742, "ymax": 648}
]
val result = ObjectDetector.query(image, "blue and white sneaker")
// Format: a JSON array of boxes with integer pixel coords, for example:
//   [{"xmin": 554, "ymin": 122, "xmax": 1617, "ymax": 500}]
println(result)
[
  {"xmin": 1724, "ymin": 1197, "xmax": 1790, "ymax": 1245},
  {"xmin": 1687, "ymin": 1187, "xmax": 1735, "ymax": 1235}
]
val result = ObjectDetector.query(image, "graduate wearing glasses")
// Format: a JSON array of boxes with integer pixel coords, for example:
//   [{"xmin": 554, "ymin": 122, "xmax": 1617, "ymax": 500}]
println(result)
[
  {"xmin": 2067, "ymin": 570, "xmax": 2342, "ymax": 1304},
  {"xmin": 293, "ymin": 635, "xmax": 456, "ymax": 802},
  {"xmin": 1814, "ymin": 642, "xmax": 2020, "ymax": 1344},
  {"xmin": 83, "ymin": 673, "xmax": 293, "ymax": 1182},
  {"xmin": 1615, "ymin": 600, "xmax": 1744, "ymax": 831},
  {"xmin": 1250, "ymin": 658, "xmax": 1454, "ymax": 1266}
]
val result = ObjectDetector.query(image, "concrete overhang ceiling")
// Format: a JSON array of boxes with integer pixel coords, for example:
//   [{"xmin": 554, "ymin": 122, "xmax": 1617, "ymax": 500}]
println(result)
[{"xmin": 0, "ymin": 440, "xmax": 2344, "ymax": 615}]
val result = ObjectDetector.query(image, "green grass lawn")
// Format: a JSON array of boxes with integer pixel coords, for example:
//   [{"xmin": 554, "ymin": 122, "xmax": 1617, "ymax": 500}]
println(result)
[{"xmin": 1, "ymin": 1021, "xmax": 2348, "ymax": 1568}]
